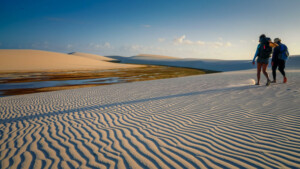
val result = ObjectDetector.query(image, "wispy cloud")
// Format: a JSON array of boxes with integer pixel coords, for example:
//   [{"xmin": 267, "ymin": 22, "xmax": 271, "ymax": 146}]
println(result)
[
  {"xmin": 226, "ymin": 42, "xmax": 232, "ymax": 47},
  {"xmin": 207, "ymin": 41, "xmax": 232, "ymax": 48},
  {"xmin": 212, "ymin": 42, "xmax": 223, "ymax": 47},
  {"xmin": 89, "ymin": 42, "xmax": 112, "ymax": 50},
  {"xmin": 196, "ymin": 41, "xmax": 206, "ymax": 45},
  {"xmin": 158, "ymin": 38, "xmax": 166, "ymax": 42},
  {"xmin": 173, "ymin": 35, "xmax": 232, "ymax": 48},
  {"xmin": 173, "ymin": 35, "xmax": 193, "ymax": 45}
]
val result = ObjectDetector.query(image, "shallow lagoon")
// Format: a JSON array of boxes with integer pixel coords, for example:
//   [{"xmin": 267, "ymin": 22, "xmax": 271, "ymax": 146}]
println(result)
[{"xmin": 0, "ymin": 77, "xmax": 121, "ymax": 95}]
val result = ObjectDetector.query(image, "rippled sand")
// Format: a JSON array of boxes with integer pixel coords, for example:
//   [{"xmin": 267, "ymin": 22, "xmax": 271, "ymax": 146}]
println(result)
[{"xmin": 1, "ymin": 69, "xmax": 300, "ymax": 168}]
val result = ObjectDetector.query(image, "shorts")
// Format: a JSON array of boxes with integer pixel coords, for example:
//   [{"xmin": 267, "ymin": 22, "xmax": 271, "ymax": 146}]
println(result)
[{"xmin": 257, "ymin": 57, "xmax": 269, "ymax": 64}]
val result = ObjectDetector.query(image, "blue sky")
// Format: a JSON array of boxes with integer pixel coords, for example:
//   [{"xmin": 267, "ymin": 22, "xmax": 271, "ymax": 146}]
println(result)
[{"xmin": 1, "ymin": 0, "xmax": 300, "ymax": 60}]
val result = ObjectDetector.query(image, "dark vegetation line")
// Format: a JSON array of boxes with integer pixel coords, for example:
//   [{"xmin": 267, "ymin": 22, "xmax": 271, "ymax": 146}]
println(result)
[{"xmin": 0, "ymin": 65, "xmax": 219, "ymax": 97}]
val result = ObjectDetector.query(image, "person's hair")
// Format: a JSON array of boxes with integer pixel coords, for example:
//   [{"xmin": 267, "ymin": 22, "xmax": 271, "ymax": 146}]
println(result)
[
  {"xmin": 259, "ymin": 34, "xmax": 266, "ymax": 42},
  {"xmin": 274, "ymin": 38, "xmax": 281, "ymax": 43},
  {"xmin": 259, "ymin": 34, "xmax": 266, "ymax": 39}
]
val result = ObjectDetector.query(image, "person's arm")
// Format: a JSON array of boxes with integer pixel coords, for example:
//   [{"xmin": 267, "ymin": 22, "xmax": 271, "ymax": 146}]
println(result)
[
  {"xmin": 269, "ymin": 42, "xmax": 279, "ymax": 48},
  {"xmin": 252, "ymin": 44, "xmax": 260, "ymax": 64}
]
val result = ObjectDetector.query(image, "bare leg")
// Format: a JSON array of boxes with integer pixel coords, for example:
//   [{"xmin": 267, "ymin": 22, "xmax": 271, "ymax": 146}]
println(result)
[
  {"xmin": 256, "ymin": 63, "xmax": 262, "ymax": 85},
  {"xmin": 262, "ymin": 63, "xmax": 270, "ymax": 81},
  {"xmin": 263, "ymin": 63, "xmax": 271, "ymax": 86}
]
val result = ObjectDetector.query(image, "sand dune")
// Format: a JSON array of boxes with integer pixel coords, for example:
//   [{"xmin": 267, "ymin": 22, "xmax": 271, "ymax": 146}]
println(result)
[
  {"xmin": 69, "ymin": 52, "xmax": 119, "ymax": 62},
  {"xmin": 0, "ymin": 49, "xmax": 142, "ymax": 72},
  {"xmin": 132, "ymin": 54, "xmax": 179, "ymax": 60},
  {"xmin": 112, "ymin": 54, "xmax": 300, "ymax": 72},
  {"xmin": 1, "ymin": 67, "xmax": 300, "ymax": 168}
]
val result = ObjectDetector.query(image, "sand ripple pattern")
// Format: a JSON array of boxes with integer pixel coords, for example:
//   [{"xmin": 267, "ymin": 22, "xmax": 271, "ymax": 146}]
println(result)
[{"xmin": 1, "ymin": 70, "xmax": 300, "ymax": 168}]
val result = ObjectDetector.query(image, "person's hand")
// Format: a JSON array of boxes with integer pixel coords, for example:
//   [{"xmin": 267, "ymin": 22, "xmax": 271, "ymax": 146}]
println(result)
[
  {"xmin": 252, "ymin": 61, "xmax": 255, "ymax": 65},
  {"xmin": 271, "ymin": 61, "xmax": 274, "ymax": 66}
]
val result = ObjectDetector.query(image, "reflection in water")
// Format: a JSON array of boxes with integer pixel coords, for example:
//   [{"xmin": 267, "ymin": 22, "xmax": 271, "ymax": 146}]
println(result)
[{"xmin": 0, "ymin": 77, "xmax": 122, "ymax": 91}]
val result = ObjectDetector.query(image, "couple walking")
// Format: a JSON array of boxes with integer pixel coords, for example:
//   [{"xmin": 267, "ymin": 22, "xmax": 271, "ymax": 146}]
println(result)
[{"xmin": 252, "ymin": 34, "xmax": 289, "ymax": 86}]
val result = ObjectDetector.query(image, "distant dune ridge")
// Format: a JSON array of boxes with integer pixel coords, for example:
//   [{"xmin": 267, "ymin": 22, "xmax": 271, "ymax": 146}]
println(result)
[
  {"xmin": 108, "ymin": 54, "xmax": 300, "ymax": 71},
  {"xmin": 0, "ymin": 49, "xmax": 142, "ymax": 72},
  {"xmin": 132, "ymin": 54, "xmax": 179, "ymax": 60}
]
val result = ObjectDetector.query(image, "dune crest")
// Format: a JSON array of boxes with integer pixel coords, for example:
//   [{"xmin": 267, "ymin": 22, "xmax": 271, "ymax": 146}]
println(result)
[
  {"xmin": 69, "ymin": 52, "xmax": 118, "ymax": 62},
  {"xmin": 133, "ymin": 54, "xmax": 179, "ymax": 60}
]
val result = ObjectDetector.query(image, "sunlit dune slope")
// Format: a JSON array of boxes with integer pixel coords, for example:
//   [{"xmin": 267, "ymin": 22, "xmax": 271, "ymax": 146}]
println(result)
[{"xmin": 0, "ymin": 49, "xmax": 142, "ymax": 72}]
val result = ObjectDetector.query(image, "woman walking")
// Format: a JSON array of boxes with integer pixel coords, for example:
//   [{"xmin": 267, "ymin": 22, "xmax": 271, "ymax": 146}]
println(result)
[{"xmin": 252, "ymin": 34, "xmax": 278, "ymax": 86}]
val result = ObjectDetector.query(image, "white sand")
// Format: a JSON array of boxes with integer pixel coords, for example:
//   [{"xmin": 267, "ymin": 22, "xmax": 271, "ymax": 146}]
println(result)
[
  {"xmin": 0, "ymin": 49, "xmax": 142, "ymax": 72},
  {"xmin": 0, "ymin": 55, "xmax": 300, "ymax": 168}
]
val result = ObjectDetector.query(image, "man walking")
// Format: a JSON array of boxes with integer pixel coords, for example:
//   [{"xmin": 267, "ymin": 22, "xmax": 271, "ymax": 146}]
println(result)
[{"xmin": 271, "ymin": 38, "xmax": 288, "ymax": 83}]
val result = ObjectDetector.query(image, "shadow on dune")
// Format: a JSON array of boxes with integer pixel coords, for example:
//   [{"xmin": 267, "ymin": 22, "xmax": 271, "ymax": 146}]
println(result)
[{"xmin": 0, "ymin": 85, "xmax": 257, "ymax": 124}]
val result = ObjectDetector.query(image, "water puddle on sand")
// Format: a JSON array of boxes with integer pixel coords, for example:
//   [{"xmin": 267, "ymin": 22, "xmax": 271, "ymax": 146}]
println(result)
[
  {"xmin": 0, "ymin": 77, "xmax": 122, "ymax": 92},
  {"xmin": 0, "ymin": 66, "xmax": 213, "ymax": 97}
]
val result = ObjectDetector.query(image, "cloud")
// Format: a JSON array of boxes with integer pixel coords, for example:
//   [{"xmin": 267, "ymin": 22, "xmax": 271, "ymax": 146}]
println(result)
[
  {"xmin": 196, "ymin": 41, "xmax": 205, "ymax": 45},
  {"xmin": 209, "ymin": 42, "xmax": 232, "ymax": 48},
  {"xmin": 89, "ymin": 42, "xmax": 112, "ymax": 50},
  {"xmin": 130, "ymin": 45, "xmax": 141, "ymax": 51},
  {"xmin": 173, "ymin": 35, "xmax": 194, "ymax": 45},
  {"xmin": 173, "ymin": 35, "xmax": 186, "ymax": 44},
  {"xmin": 158, "ymin": 38, "xmax": 166, "ymax": 42},
  {"xmin": 173, "ymin": 35, "xmax": 232, "ymax": 48},
  {"xmin": 226, "ymin": 42, "xmax": 232, "ymax": 47},
  {"xmin": 184, "ymin": 39, "xmax": 193, "ymax": 45},
  {"xmin": 213, "ymin": 42, "xmax": 223, "ymax": 47}
]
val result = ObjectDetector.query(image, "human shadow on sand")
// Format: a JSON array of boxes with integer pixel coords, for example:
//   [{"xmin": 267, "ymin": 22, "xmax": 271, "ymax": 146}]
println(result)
[{"xmin": 0, "ymin": 85, "xmax": 257, "ymax": 124}]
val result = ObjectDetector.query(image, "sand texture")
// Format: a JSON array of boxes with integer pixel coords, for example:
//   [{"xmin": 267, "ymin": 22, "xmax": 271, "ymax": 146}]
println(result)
[
  {"xmin": 1, "ymin": 67, "xmax": 300, "ymax": 168},
  {"xmin": 0, "ymin": 50, "xmax": 142, "ymax": 72}
]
